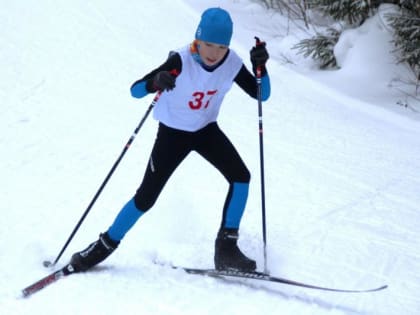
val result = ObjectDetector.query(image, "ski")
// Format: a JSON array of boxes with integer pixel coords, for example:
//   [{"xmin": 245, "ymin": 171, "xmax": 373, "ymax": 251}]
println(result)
[
  {"xmin": 22, "ymin": 264, "xmax": 75, "ymax": 298},
  {"xmin": 22, "ymin": 263, "xmax": 387, "ymax": 298},
  {"xmin": 176, "ymin": 266, "xmax": 388, "ymax": 293}
]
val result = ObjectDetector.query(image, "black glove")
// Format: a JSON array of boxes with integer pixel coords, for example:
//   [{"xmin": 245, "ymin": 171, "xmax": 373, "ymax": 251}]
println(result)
[
  {"xmin": 152, "ymin": 71, "xmax": 176, "ymax": 92},
  {"xmin": 250, "ymin": 38, "xmax": 269, "ymax": 75}
]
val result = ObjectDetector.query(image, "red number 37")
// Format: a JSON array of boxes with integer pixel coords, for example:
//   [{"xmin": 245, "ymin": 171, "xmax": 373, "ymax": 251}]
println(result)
[{"xmin": 189, "ymin": 90, "xmax": 218, "ymax": 110}]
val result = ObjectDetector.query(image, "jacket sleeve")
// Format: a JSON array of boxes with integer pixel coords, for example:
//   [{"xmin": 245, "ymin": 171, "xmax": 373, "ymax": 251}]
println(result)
[
  {"xmin": 130, "ymin": 52, "xmax": 183, "ymax": 98},
  {"xmin": 233, "ymin": 64, "xmax": 271, "ymax": 101}
]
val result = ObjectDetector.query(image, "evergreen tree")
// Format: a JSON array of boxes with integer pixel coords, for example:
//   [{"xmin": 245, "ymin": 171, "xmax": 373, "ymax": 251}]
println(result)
[
  {"xmin": 293, "ymin": 27, "xmax": 341, "ymax": 69},
  {"xmin": 293, "ymin": 0, "xmax": 377, "ymax": 69},
  {"xmin": 306, "ymin": 0, "xmax": 371, "ymax": 25},
  {"xmin": 260, "ymin": 0, "xmax": 419, "ymax": 90},
  {"xmin": 387, "ymin": 2, "xmax": 420, "ymax": 80}
]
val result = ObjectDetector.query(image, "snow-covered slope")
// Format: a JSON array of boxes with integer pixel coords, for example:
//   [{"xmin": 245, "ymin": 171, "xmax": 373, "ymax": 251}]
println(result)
[{"xmin": 1, "ymin": 1, "xmax": 419, "ymax": 314}]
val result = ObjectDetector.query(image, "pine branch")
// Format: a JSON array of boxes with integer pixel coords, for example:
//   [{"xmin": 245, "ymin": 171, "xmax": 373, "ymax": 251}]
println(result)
[{"xmin": 292, "ymin": 27, "xmax": 340, "ymax": 69}]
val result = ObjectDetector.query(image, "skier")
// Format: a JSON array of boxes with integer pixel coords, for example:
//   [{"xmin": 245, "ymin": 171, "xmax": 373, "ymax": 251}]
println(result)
[{"xmin": 70, "ymin": 7, "xmax": 270, "ymax": 272}]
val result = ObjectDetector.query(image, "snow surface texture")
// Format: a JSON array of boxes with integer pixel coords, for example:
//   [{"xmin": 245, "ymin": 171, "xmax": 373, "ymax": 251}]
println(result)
[{"xmin": 1, "ymin": 1, "xmax": 419, "ymax": 314}]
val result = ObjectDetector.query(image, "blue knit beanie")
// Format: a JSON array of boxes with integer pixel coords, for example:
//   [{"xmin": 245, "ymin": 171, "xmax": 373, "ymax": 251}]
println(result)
[{"xmin": 195, "ymin": 8, "xmax": 233, "ymax": 46}]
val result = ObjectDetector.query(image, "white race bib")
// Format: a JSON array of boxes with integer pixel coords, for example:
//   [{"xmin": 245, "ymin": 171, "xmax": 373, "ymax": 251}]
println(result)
[{"xmin": 153, "ymin": 46, "xmax": 243, "ymax": 131}]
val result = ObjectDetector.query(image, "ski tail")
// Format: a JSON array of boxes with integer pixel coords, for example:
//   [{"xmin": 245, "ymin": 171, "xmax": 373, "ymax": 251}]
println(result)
[{"xmin": 179, "ymin": 267, "xmax": 388, "ymax": 293}]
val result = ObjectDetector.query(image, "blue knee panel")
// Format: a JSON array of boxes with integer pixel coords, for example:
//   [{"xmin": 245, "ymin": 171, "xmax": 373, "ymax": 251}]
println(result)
[
  {"xmin": 107, "ymin": 198, "xmax": 144, "ymax": 241},
  {"xmin": 224, "ymin": 182, "xmax": 249, "ymax": 229}
]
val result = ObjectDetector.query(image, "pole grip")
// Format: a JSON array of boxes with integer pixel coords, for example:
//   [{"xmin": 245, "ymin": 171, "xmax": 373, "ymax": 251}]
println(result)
[{"xmin": 254, "ymin": 37, "xmax": 263, "ymax": 79}]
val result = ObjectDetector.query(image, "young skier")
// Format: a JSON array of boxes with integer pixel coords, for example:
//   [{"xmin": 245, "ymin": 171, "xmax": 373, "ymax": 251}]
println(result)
[{"xmin": 70, "ymin": 7, "xmax": 270, "ymax": 272}]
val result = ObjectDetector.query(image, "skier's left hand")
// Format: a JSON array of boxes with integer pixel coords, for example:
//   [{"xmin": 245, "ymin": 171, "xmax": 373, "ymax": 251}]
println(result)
[{"xmin": 250, "ymin": 39, "xmax": 269, "ymax": 70}]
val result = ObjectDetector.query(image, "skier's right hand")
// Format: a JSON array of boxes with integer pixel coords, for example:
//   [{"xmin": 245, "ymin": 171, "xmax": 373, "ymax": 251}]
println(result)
[{"xmin": 152, "ymin": 71, "xmax": 177, "ymax": 92}]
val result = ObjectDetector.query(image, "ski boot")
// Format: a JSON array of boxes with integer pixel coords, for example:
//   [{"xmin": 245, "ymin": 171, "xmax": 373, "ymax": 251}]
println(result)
[
  {"xmin": 214, "ymin": 228, "xmax": 256, "ymax": 271},
  {"xmin": 70, "ymin": 232, "xmax": 119, "ymax": 272}
]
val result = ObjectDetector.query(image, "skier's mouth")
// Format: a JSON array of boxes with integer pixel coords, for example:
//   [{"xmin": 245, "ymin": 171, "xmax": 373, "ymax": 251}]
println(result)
[{"xmin": 206, "ymin": 57, "xmax": 217, "ymax": 64}]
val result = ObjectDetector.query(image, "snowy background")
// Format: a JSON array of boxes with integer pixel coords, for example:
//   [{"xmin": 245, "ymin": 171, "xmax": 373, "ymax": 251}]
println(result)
[{"xmin": 1, "ymin": 0, "xmax": 419, "ymax": 314}]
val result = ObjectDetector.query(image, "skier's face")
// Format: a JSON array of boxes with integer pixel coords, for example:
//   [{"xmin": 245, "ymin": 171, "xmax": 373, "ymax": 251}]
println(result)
[{"xmin": 197, "ymin": 41, "xmax": 228, "ymax": 66}]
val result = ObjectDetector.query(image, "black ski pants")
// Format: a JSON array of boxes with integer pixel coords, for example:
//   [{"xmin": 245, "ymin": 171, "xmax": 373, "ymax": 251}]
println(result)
[{"xmin": 133, "ymin": 122, "xmax": 250, "ymax": 220}]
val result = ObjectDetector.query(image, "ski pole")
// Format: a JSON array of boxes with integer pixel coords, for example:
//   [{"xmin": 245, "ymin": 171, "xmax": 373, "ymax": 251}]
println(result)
[
  {"xmin": 44, "ymin": 90, "xmax": 163, "ymax": 268},
  {"xmin": 254, "ymin": 37, "xmax": 268, "ymax": 273}
]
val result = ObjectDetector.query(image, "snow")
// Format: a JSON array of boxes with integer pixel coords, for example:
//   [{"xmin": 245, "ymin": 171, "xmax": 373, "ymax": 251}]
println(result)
[{"xmin": 1, "ymin": 1, "xmax": 419, "ymax": 314}]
